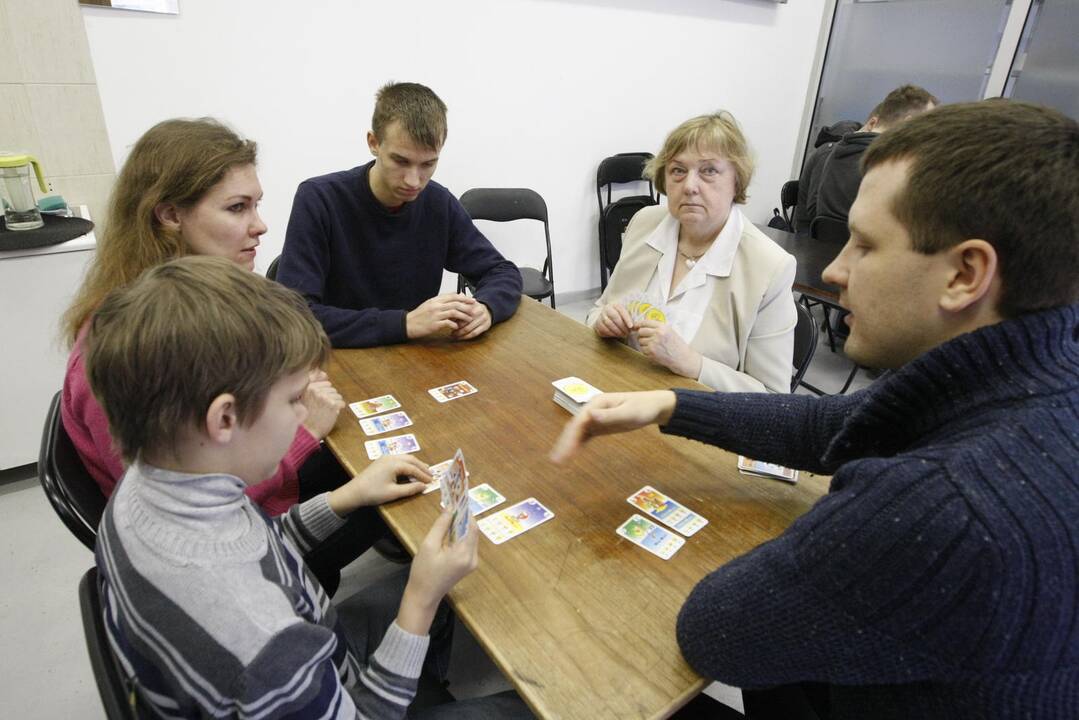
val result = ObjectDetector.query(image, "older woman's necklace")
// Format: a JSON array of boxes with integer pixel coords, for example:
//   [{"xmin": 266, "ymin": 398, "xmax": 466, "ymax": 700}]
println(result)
[{"xmin": 677, "ymin": 245, "xmax": 708, "ymax": 268}]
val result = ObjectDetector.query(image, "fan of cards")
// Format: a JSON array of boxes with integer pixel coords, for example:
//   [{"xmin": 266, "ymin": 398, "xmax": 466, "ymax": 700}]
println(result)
[{"xmin": 622, "ymin": 291, "xmax": 670, "ymax": 325}]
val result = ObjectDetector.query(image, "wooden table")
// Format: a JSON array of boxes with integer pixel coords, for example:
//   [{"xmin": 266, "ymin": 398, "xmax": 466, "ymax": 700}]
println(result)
[
  {"xmin": 757, "ymin": 224, "xmax": 844, "ymax": 303},
  {"xmin": 325, "ymin": 298, "xmax": 827, "ymax": 719}
]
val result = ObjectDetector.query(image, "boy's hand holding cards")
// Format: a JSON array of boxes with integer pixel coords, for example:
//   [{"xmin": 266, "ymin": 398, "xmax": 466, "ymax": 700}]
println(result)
[{"xmin": 439, "ymin": 449, "xmax": 471, "ymax": 543}]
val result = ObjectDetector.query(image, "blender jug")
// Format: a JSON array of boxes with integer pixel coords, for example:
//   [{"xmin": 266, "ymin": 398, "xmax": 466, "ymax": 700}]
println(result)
[{"xmin": 0, "ymin": 153, "xmax": 48, "ymax": 231}]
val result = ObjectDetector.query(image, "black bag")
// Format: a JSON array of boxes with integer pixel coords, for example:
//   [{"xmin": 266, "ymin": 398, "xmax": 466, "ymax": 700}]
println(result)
[{"xmin": 767, "ymin": 208, "xmax": 792, "ymax": 232}]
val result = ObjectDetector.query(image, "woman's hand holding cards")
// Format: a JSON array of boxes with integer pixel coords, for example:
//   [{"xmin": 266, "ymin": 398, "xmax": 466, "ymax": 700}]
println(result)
[
  {"xmin": 594, "ymin": 303, "xmax": 634, "ymax": 338},
  {"xmin": 549, "ymin": 390, "xmax": 678, "ymax": 463},
  {"xmin": 636, "ymin": 321, "xmax": 702, "ymax": 379},
  {"xmin": 397, "ymin": 511, "xmax": 479, "ymax": 636},
  {"xmin": 327, "ymin": 455, "xmax": 433, "ymax": 516}
]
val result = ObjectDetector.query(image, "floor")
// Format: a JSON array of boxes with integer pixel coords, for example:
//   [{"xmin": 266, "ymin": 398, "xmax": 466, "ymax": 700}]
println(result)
[{"xmin": 0, "ymin": 293, "xmax": 867, "ymax": 719}]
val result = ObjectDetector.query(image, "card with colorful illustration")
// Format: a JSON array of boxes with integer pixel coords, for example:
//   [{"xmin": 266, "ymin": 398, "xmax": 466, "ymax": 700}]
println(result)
[
  {"xmin": 737, "ymin": 456, "xmax": 799, "ymax": 484},
  {"xmin": 440, "ymin": 449, "xmax": 471, "ymax": 543},
  {"xmin": 551, "ymin": 376, "xmax": 603, "ymax": 404},
  {"xmin": 350, "ymin": 394, "xmax": 401, "ymax": 419},
  {"xmin": 477, "ymin": 497, "xmax": 554, "ymax": 545},
  {"xmin": 364, "ymin": 433, "xmax": 420, "ymax": 460},
  {"xmin": 359, "ymin": 410, "xmax": 413, "ymax": 436},
  {"xmin": 422, "ymin": 458, "xmax": 456, "ymax": 494},
  {"xmin": 626, "ymin": 485, "xmax": 709, "ymax": 537},
  {"xmin": 440, "ymin": 483, "xmax": 505, "ymax": 516},
  {"xmin": 428, "ymin": 380, "xmax": 478, "ymax": 403},
  {"xmin": 616, "ymin": 514, "xmax": 685, "ymax": 560}
]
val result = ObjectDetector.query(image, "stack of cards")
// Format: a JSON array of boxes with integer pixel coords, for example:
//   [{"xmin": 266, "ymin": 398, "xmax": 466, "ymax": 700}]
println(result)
[
  {"xmin": 551, "ymin": 376, "xmax": 602, "ymax": 415},
  {"xmin": 616, "ymin": 486, "xmax": 709, "ymax": 560},
  {"xmin": 623, "ymin": 291, "xmax": 670, "ymax": 325},
  {"xmin": 737, "ymin": 456, "xmax": 799, "ymax": 484}
]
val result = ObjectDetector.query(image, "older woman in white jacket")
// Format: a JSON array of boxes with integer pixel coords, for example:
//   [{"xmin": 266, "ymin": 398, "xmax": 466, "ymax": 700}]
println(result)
[{"xmin": 587, "ymin": 111, "xmax": 797, "ymax": 393}]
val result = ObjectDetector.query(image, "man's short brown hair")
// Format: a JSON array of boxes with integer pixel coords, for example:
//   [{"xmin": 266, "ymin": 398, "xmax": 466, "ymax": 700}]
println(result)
[
  {"xmin": 869, "ymin": 84, "xmax": 939, "ymax": 126},
  {"xmin": 862, "ymin": 99, "xmax": 1079, "ymax": 317},
  {"xmin": 644, "ymin": 111, "xmax": 754, "ymax": 204},
  {"xmin": 372, "ymin": 81, "xmax": 447, "ymax": 150},
  {"xmin": 85, "ymin": 256, "xmax": 330, "ymax": 463}
]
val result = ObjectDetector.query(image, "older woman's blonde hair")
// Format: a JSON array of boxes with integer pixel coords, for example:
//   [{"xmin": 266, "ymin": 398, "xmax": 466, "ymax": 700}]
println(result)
[
  {"xmin": 62, "ymin": 118, "xmax": 257, "ymax": 345},
  {"xmin": 644, "ymin": 111, "xmax": 754, "ymax": 204}
]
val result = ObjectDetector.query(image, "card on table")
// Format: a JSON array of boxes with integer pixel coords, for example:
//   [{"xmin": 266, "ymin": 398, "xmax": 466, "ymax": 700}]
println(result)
[
  {"xmin": 737, "ymin": 456, "xmax": 799, "ymax": 484},
  {"xmin": 616, "ymin": 514, "xmax": 685, "ymax": 560},
  {"xmin": 551, "ymin": 376, "xmax": 603, "ymax": 404},
  {"xmin": 428, "ymin": 380, "xmax": 478, "ymax": 403},
  {"xmin": 358, "ymin": 410, "xmax": 413, "ymax": 436},
  {"xmin": 440, "ymin": 482, "xmax": 505, "ymax": 516},
  {"xmin": 350, "ymin": 394, "xmax": 401, "ymax": 419},
  {"xmin": 440, "ymin": 449, "xmax": 471, "ymax": 543},
  {"xmin": 477, "ymin": 497, "xmax": 554, "ymax": 545},
  {"xmin": 626, "ymin": 485, "xmax": 709, "ymax": 537},
  {"xmin": 364, "ymin": 433, "xmax": 420, "ymax": 460}
]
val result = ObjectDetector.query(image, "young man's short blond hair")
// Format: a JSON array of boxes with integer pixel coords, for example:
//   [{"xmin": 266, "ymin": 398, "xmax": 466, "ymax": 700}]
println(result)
[
  {"xmin": 85, "ymin": 256, "xmax": 330, "ymax": 463},
  {"xmin": 372, "ymin": 81, "xmax": 448, "ymax": 151},
  {"xmin": 644, "ymin": 111, "xmax": 755, "ymax": 204}
]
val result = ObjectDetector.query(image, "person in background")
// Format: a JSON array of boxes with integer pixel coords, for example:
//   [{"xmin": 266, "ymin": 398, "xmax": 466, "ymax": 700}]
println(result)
[
  {"xmin": 88, "ymin": 256, "xmax": 528, "ymax": 718},
  {"xmin": 795, "ymin": 84, "xmax": 938, "ymax": 234},
  {"xmin": 278, "ymin": 81, "xmax": 522, "ymax": 348},
  {"xmin": 587, "ymin": 111, "xmax": 797, "ymax": 393},
  {"xmin": 554, "ymin": 100, "xmax": 1079, "ymax": 719},
  {"xmin": 60, "ymin": 118, "xmax": 371, "ymax": 592}
]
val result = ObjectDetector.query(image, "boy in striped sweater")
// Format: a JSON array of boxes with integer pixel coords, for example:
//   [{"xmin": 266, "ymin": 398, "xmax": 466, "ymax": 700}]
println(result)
[{"xmin": 86, "ymin": 256, "xmax": 521, "ymax": 718}]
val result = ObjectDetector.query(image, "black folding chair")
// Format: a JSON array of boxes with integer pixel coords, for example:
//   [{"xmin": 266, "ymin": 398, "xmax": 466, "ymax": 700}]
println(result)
[
  {"xmin": 266, "ymin": 255, "xmax": 280, "ymax": 281},
  {"xmin": 79, "ymin": 567, "xmax": 139, "ymax": 719},
  {"xmin": 791, "ymin": 301, "xmax": 820, "ymax": 393},
  {"xmin": 457, "ymin": 188, "xmax": 555, "ymax": 307},
  {"xmin": 780, "ymin": 180, "xmax": 799, "ymax": 231},
  {"xmin": 596, "ymin": 152, "xmax": 658, "ymax": 290},
  {"xmin": 39, "ymin": 391, "xmax": 106, "ymax": 552}
]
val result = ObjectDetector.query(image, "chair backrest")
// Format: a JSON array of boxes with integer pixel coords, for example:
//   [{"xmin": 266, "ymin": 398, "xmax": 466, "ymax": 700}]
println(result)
[
  {"xmin": 266, "ymin": 255, "xmax": 280, "ymax": 281},
  {"xmin": 780, "ymin": 180, "xmax": 799, "ymax": 227},
  {"xmin": 810, "ymin": 215, "xmax": 849, "ymax": 244},
  {"xmin": 38, "ymin": 391, "xmax": 106, "ymax": 552},
  {"xmin": 460, "ymin": 187, "xmax": 548, "ymax": 223},
  {"xmin": 600, "ymin": 195, "xmax": 654, "ymax": 272},
  {"xmin": 79, "ymin": 567, "xmax": 138, "ymax": 720},
  {"xmin": 791, "ymin": 301, "xmax": 819, "ymax": 392},
  {"xmin": 596, "ymin": 152, "xmax": 656, "ymax": 211}
]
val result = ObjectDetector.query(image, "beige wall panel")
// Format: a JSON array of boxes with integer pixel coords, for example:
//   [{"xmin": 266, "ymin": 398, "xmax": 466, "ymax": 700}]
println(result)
[
  {"xmin": 45, "ymin": 172, "xmax": 115, "ymax": 229},
  {"xmin": 0, "ymin": 2, "xmax": 24, "ymax": 83},
  {"xmin": 25, "ymin": 83, "xmax": 114, "ymax": 177},
  {"xmin": 0, "ymin": 83, "xmax": 41, "ymax": 154},
  {"xmin": 5, "ymin": 0, "xmax": 95, "ymax": 84}
]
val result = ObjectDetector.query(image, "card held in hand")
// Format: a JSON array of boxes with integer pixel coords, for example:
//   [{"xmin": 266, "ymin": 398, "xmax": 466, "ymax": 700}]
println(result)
[{"xmin": 442, "ymin": 449, "xmax": 471, "ymax": 543}]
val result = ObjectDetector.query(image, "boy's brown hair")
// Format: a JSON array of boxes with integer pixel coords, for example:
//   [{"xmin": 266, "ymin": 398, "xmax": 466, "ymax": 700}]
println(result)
[
  {"xmin": 869, "ymin": 84, "xmax": 938, "ymax": 126},
  {"xmin": 84, "ymin": 256, "xmax": 329, "ymax": 463},
  {"xmin": 862, "ymin": 99, "xmax": 1079, "ymax": 317},
  {"xmin": 372, "ymin": 82, "xmax": 448, "ymax": 151}
]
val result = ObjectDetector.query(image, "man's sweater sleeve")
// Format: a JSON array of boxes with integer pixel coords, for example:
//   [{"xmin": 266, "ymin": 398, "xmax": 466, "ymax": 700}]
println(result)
[
  {"xmin": 279, "ymin": 492, "xmax": 347, "ymax": 554},
  {"xmin": 234, "ymin": 618, "xmax": 427, "ymax": 719},
  {"xmin": 677, "ymin": 457, "xmax": 990, "ymax": 689},
  {"xmin": 445, "ymin": 196, "xmax": 522, "ymax": 323},
  {"xmin": 663, "ymin": 388, "xmax": 860, "ymax": 474},
  {"xmin": 279, "ymin": 182, "xmax": 408, "ymax": 348}
]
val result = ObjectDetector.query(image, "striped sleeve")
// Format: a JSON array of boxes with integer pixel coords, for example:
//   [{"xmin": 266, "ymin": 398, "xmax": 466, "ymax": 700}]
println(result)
[{"xmin": 278, "ymin": 491, "xmax": 347, "ymax": 554}]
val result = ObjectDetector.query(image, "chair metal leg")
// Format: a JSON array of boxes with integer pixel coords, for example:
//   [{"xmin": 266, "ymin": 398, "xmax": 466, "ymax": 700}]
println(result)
[{"xmin": 837, "ymin": 363, "xmax": 860, "ymax": 394}]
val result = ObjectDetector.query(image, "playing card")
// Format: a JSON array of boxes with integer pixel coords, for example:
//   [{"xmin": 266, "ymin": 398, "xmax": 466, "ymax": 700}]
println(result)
[
  {"xmin": 358, "ymin": 410, "xmax": 413, "ymax": 436},
  {"xmin": 622, "ymin": 291, "xmax": 669, "ymax": 325},
  {"xmin": 440, "ymin": 483, "xmax": 505, "ymax": 516},
  {"xmin": 551, "ymin": 377, "xmax": 603, "ymax": 404},
  {"xmin": 626, "ymin": 486, "xmax": 709, "ymax": 537},
  {"xmin": 350, "ymin": 394, "xmax": 401, "ymax": 419},
  {"xmin": 441, "ymin": 449, "xmax": 471, "ymax": 543},
  {"xmin": 737, "ymin": 456, "xmax": 799, "ymax": 484},
  {"xmin": 616, "ymin": 514, "xmax": 685, "ymax": 560},
  {"xmin": 428, "ymin": 381, "xmax": 478, "ymax": 403},
  {"xmin": 422, "ymin": 458, "xmax": 457, "ymax": 494},
  {"xmin": 363, "ymin": 433, "xmax": 420, "ymax": 460},
  {"xmin": 477, "ymin": 498, "xmax": 554, "ymax": 545}
]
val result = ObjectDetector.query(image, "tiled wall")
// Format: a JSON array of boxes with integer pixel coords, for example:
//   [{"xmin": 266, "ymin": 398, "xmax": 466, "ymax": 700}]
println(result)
[{"xmin": 0, "ymin": 0, "xmax": 114, "ymax": 224}]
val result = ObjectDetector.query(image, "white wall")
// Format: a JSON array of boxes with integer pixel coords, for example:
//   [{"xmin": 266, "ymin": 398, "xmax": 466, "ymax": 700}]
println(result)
[{"xmin": 82, "ymin": 0, "xmax": 827, "ymax": 298}]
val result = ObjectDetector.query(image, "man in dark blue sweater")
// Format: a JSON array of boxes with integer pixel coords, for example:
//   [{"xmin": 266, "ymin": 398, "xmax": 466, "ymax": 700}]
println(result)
[
  {"xmin": 278, "ymin": 82, "xmax": 522, "ymax": 348},
  {"xmin": 553, "ymin": 101, "xmax": 1079, "ymax": 719}
]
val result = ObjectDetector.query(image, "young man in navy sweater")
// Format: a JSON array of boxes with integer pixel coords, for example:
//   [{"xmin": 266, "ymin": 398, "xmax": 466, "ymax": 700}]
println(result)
[
  {"xmin": 278, "ymin": 82, "xmax": 522, "ymax": 348},
  {"xmin": 552, "ymin": 101, "xmax": 1079, "ymax": 719}
]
